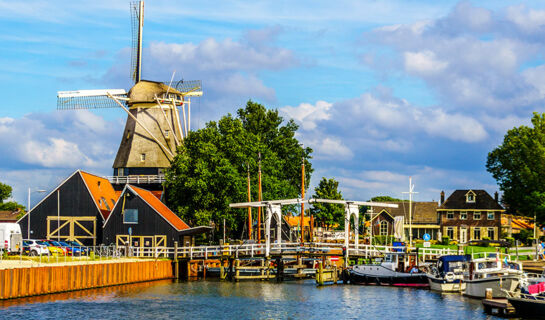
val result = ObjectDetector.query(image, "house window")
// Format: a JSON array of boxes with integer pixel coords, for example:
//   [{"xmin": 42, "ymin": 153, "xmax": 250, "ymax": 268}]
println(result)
[
  {"xmin": 447, "ymin": 227, "xmax": 454, "ymax": 239},
  {"xmin": 460, "ymin": 211, "xmax": 467, "ymax": 220},
  {"xmin": 466, "ymin": 191, "xmax": 476, "ymax": 203},
  {"xmin": 140, "ymin": 153, "xmax": 146, "ymax": 162},
  {"xmin": 123, "ymin": 209, "xmax": 138, "ymax": 224},
  {"xmin": 447, "ymin": 211, "xmax": 454, "ymax": 219},
  {"xmin": 487, "ymin": 212, "xmax": 495, "ymax": 220},
  {"xmin": 164, "ymin": 130, "xmax": 170, "ymax": 138},
  {"xmin": 474, "ymin": 228, "xmax": 481, "ymax": 240},
  {"xmin": 380, "ymin": 220, "xmax": 388, "ymax": 236},
  {"xmin": 487, "ymin": 227, "xmax": 495, "ymax": 239},
  {"xmin": 474, "ymin": 211, "xmax": 481, "ymax": 220}
]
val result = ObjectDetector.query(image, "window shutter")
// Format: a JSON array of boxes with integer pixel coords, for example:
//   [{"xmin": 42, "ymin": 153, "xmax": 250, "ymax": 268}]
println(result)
[{"xmin": 469, "ymin": 227, "xmax": 474, "ymax": 240}]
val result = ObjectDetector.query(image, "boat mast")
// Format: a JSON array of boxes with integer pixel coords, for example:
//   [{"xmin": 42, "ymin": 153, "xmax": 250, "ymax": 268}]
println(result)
[
  {"xmin": 403, "ymin": 177, "xmax": 418, "ymax": 249},
  {"xmin": 247, "ymin": 163, "xmax": 252, "ymax": 240},
  {"xmin": 258, "ymin": 153, "xmax": 262, "ymax": 242},
  {"xmin": 300, "ymin": 154, "xmax": 305, "ymax": 243}
]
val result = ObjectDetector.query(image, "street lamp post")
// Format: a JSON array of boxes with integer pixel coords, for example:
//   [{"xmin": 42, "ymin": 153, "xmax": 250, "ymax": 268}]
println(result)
[{"xmin": 27, "ymin": 187, "xmax": 46, "ymax": 239}]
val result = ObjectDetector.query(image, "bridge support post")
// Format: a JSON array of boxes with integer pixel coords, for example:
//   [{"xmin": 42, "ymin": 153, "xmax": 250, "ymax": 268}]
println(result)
[
  {"xmin": 344, "ymin": 207, "xmax": 350, "ymax": 267},
  {"xmin": 174, "ymin": 241, "xmax": 179, "ymax": 280},
  {"xmin": 265, "ymin": 205, "xmax": 272, "ymax": 257}
]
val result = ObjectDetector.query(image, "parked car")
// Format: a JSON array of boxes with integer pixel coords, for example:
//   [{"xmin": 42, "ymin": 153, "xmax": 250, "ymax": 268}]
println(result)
[
  {"xmin": 58, "ymin": 241, "xmax": 88, "ymax": 256},
  {"xmin": 0, "ymin": 223, "xmax": 23, "ymax": 254},
  {"xmin": 65, "ymin": 241, "xmax": 90, "ymax": 255},
  {"xmin": 40, "ymin": 240, "xmax": 66, "ymax": 255},
  {"xmin": 22, "ymin": 239, "xmax": 49, "ymax": 256}
]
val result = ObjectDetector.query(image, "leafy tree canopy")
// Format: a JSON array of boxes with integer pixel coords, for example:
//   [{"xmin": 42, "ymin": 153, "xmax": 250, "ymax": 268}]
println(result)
[
  {"xmin": 0, "ymin": 181, "xmax": 25, "ymax": 213},
  {"xmin": 165, "ymin": 101, "xmax": 313, "ymax": 239},
  {"xmin": 0, "ymin": 182, "xmax": 12, "ymax": 202},
  {"xmin": 370, "ymin": 196, "xmax": 405, "ymax": 202},
  {"xmin": 310, "ymin": 177, "xmax": 344, "ymax": 228},
  {"xmin": 487, "ymin": 112, "xmax": 545, "ymax": 221}
]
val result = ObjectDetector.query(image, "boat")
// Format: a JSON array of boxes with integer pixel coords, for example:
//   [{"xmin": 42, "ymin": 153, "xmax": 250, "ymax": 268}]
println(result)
[
  {"xmin": 505, "ymin": 281, "xmax": 545, "ymax": 318},
  {"xmin": 464, "ymin": 255, "xmax": 523, "ymax": 298},
  {"xmin": 427, "ymin": 255, "xmax": 471, "ymax": 292},
  {"xmin": 349, "ymin": 252, "xmax": 429, "ymax": 287}
]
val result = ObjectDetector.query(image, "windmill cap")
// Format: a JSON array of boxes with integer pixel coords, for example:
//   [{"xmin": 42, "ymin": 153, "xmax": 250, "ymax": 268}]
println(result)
[{"xmin": 128, "ymin": 80, "xmax": 183, "ymax": 104}]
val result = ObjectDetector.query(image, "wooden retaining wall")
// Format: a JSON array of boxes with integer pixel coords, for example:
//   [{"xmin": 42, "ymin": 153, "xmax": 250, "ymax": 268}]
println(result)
[{"xmin": 0, "ymin": 260, "xmax": 174, "ymax": 300}]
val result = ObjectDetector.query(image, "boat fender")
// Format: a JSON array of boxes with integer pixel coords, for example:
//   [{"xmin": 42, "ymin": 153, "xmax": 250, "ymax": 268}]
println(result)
[{"xmin": 445, "ymin": 272, "xmax": 455, "ymax": 282}]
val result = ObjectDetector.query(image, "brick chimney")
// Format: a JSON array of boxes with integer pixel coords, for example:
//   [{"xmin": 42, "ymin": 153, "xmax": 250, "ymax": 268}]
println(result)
[
  {"xmin": 440, "ymin": 191, "xmax": 445, "ymax": 205},
  {"xmin": 494, "ymin": 191, "xmax": 499, "ymax": 203}
]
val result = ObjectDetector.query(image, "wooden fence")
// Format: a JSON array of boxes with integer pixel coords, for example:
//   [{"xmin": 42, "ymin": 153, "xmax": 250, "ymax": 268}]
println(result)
[{"xmin": 0, "ymin": 260, "xmax": 173, "ymax": 300}]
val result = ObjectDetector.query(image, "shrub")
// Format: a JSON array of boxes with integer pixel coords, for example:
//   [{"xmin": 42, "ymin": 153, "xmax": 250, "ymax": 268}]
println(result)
[
  {"xmin": 441, "ymin": 236, "xmax": 450, "ymax": 245},
  {"xmin": 505, "ymin": 237, "xmax": 515, "ymax": 246},
  {"xmin": 372, "ymin": 235, "xmax": 395, "ymax": 245}
]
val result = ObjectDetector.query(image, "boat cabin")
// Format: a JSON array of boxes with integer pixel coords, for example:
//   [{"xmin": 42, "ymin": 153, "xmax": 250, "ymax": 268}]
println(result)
[
  {"xmin": 435, "ymin": 255, "xmax": 470, "ymax": 276},
  {"xmin": 376, "ymin": 252, "xmax": 420, "ymax": 273},
  {"xmin": 468, "ymin": 257, "xmax": 522, "ymax": 280}
]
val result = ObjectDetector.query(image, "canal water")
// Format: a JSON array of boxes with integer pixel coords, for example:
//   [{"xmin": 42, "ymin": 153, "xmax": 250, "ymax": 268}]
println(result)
[{"xmin": 0, "ymin": 280, "xmax": 504, "ymax": 319}]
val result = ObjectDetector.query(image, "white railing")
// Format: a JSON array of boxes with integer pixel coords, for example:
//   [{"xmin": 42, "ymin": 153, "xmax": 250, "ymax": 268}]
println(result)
[{"xmin": 106, "ymin": 175, "xmax": 166, "ymax": 185}]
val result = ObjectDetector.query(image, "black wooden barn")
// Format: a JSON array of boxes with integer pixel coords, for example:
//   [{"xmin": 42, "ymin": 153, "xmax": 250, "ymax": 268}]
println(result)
[
  {"xmin": 18, "ymin": 170, "xmax": 119, "ymax": 245},
  {"xmin": 103, "ymin": 184, "xmax": 204, "ymax": 248}
]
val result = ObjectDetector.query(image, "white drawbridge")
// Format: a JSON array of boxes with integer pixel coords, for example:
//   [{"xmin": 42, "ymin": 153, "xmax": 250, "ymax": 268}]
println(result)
[{"xmin": 230, "ymin": 198, "xmax": 398, "ymax": 261}]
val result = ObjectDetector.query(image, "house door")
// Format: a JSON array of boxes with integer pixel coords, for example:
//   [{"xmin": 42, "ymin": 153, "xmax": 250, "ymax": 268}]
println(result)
[{"xmin": 460, "ymin": 228, "xmax": 467, "ymax": 244}]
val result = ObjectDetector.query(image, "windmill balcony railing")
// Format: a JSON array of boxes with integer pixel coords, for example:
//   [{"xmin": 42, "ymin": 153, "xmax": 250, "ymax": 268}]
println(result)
[{"xmin": 106, "ymin": 175, "xmax": 166, "ymax": 184}]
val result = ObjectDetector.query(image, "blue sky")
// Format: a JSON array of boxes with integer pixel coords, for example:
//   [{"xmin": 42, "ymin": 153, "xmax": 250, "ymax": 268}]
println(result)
[{"xmin": 2, "ymin": 0, "xmax": 545, "ymax": 206}]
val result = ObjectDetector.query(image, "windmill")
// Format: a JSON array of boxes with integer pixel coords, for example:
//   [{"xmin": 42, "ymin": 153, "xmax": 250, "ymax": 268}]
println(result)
[{"xmin": 57, "ymin": 1, "xmax": 202, "ymax": 182}]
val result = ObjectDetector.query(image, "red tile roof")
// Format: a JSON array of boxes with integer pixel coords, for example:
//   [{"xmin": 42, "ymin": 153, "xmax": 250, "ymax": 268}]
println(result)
[
  {"xmin": 0, "ymin": 210, "xmax": 19, "ymax": 222},
  {"xmin": 80, "ymin": 171, "xmax": 119, "ymax": 220},
  {"xmin": 129, "ymin": 185, "xmax": 190, "ymax": 231}
]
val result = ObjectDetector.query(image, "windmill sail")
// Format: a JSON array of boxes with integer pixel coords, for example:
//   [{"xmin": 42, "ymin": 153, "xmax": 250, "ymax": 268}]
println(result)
[
  {"xmin": 172, "ymin": 80, "xmax": 203, "ymax": 97},
  {"xmin": 130, "ymin": 1, "xmax": 144, "ymax": 84},
  {"xmin": 56, "ymin": 1, "xmax": 203, "ymax": 185},
  {"xmin": 57, "ymin": 89, "xmax": 128, "ymax": 110}
]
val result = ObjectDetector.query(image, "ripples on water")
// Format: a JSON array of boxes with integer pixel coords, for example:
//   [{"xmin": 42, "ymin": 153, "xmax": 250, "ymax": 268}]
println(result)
[{"xmin": 0, "ymin": 280, "xmax": 504, "ymax": 320}]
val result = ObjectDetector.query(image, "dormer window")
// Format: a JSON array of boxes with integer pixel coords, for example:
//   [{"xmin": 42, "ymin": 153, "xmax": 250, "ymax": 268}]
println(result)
[{"xmin": 466, "ymin": 191, "xmax": 476, "ymax": 203}]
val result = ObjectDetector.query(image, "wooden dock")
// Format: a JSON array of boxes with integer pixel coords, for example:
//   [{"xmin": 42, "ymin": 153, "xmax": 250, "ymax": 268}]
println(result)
[{"xmin": 482, "ymin": 299, "xmax": 516, "ymax": 316}]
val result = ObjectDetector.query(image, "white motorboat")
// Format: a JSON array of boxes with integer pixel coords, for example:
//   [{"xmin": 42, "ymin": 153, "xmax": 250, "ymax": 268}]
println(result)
[
  {"xmin": 464, "ymin": 255, "xmax": 523, "ymax": 298},
  {"xmin": 427, "ymin": 255, "xmax": 470, "ymax": 292}
]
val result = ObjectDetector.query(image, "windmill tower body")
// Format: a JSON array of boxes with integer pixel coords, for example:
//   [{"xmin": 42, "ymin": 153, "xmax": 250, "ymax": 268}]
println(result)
[
  {"xmin": 57, "ymin": 1, "xmax": 202, "ymax": 188},
  {"xmin": 113, "ymin": 81, "xmax": 182, "ymax": 176}
]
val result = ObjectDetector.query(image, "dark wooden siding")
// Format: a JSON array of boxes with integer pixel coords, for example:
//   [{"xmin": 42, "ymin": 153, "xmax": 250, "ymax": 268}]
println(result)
[
  {"xmin": 18, "ymin": 172, "xmax": 103, "ymax": 245},
  {"xmin": 102, "ymin": 191, "xmax": 179, "ymax": 247}
]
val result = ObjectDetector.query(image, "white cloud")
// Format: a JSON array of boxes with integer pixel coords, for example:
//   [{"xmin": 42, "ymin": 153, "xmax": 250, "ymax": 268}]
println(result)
[
  {"xmin": 0, "ymin": 110, "xmax": 119, "ymax": 170},
  {"xmin": 367, "ymin": 2, "xmax": 545, "ymax": 115},
  {"xmin": 280, "ymin": 100, "xmax": 332, "ymax": 130},
  {"xmin": 505, "ymin": 5, "xmax": 545, "ymax": 34},
  {"xmin": 312, "ymin": 137, "xmax": 353, "ymax": 159},
  {"xmin": 404, "ymin": 50, "xmax": 448, "ymax": 76}
]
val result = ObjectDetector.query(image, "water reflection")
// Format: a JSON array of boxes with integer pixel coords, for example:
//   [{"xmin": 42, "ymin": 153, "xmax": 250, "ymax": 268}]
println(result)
[{"xmin": 0, "ymin": 280, "xmax": 507, "ymax": 320}]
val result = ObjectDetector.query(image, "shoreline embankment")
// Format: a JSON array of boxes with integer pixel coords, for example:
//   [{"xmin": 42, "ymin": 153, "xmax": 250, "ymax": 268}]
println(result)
[{"xmin": 0, "ymin": 259, "xmax": 173, "ymax": 300}]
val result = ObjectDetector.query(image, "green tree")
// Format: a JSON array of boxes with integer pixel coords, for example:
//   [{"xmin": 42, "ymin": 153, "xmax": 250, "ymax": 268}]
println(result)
[
  {"xmin": 370, "ymin": 196, "xmax": 405, "ymax": 202},
  {"xmin": 487, "ymin": 112, "xmax": 545, "ymax": 221},
  {"xmin": 310, "ymin": 177, "xmax": 344, "ymax": 228},
  {"xmin": 165, "ymin": 101, "xmax": 313, "ymax": 240},
  {"xmin": 0, "ymin": 181, "xmax": 25, "ymax": 213}
]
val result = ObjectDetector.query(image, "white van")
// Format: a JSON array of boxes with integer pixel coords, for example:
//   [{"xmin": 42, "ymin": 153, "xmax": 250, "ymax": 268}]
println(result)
[{"xmin": 0, "ymin": 223, "xmax": 23, "ymax": 254}]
